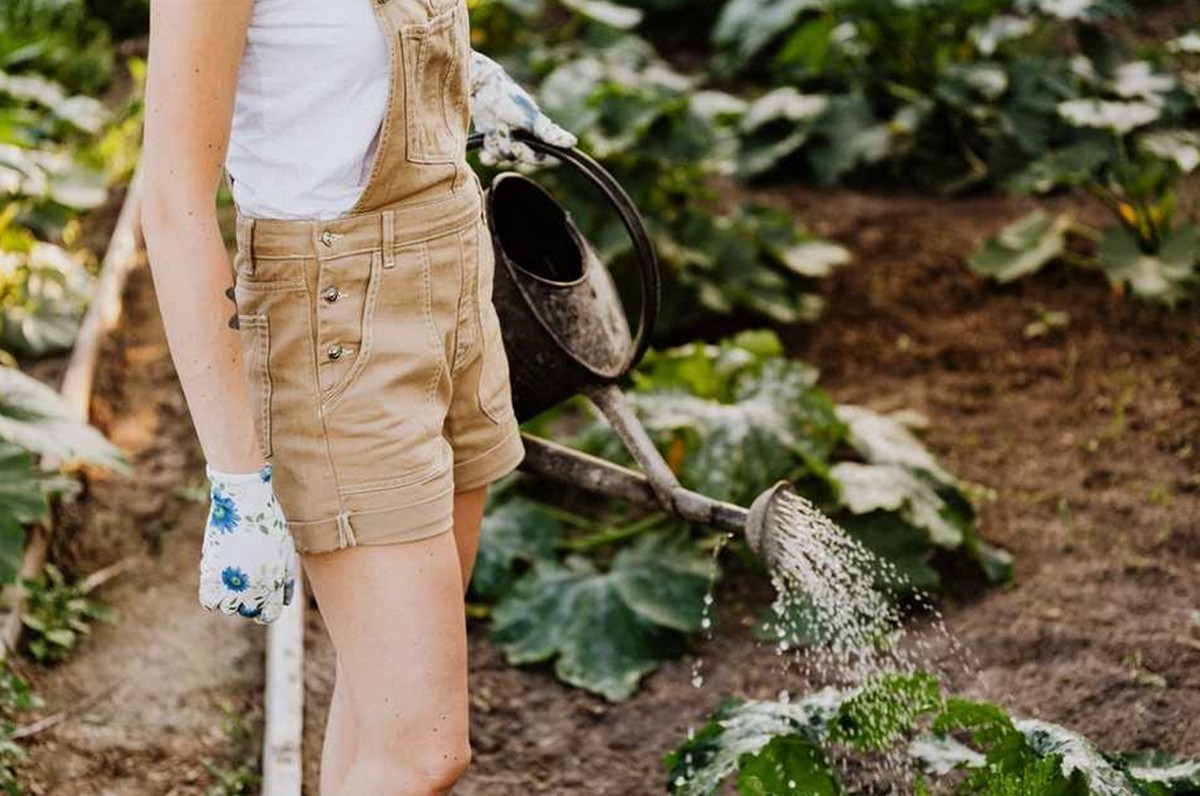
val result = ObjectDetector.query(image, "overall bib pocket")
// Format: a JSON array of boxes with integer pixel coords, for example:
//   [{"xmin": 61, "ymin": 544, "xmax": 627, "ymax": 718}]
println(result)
[{"xmin": 399, "ymin": 2, "xmax": 469, "ymax": 166}]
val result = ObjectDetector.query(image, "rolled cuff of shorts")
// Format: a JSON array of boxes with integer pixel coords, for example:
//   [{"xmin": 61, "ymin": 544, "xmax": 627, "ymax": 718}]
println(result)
[
  {"xmin": 288, "ymin": 469, "xmax": 455, "ymax": 555},
  {"xmin": 453, "ymin": 425, "xmax": 525, "ymax": 492}
]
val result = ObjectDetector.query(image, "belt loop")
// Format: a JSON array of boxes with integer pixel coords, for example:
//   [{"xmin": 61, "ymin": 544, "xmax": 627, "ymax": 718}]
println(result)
[{"xmin": 382, "ymin": 210, "xmax": 396, "ymax": 270}]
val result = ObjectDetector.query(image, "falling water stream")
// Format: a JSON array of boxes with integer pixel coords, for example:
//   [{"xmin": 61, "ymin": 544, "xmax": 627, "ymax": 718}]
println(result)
[{"xmin": 688, "ymin": 489, "xmax": 977, "ymax": 790}]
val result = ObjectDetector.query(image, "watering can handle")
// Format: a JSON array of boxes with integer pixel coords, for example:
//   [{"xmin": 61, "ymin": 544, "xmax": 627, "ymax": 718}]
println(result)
[{"xmin": 467, "ymin": 129, "xmax": 661, "ymax": 376}]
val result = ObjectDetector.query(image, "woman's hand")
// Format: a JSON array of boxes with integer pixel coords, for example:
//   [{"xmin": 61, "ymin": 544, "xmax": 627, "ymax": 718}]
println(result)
[
  {"xmin": 200, "ymin": 463, "xmax": 297, "ymax": 625},
  {"xmin": 468, "ymin": 50, "xmax": 577, "ymax": 166}
]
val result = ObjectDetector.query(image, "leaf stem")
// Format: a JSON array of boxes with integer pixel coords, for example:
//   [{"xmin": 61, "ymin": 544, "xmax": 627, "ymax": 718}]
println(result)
[{"xmin": 559, "ymin": 512, "xmax": 670, "ymax": 552}]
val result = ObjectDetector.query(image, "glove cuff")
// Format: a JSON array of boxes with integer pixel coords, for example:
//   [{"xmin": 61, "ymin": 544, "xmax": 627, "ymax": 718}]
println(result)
[{"xmin": 206, "ymin": 462, "xmax": 273, "ymax": 487}]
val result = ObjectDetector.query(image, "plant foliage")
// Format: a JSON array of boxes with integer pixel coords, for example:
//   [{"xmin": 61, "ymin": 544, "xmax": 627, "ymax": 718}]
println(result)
[{"xmin": 667, "ymin": 670, "xmax": 1200, "ymax": 795}]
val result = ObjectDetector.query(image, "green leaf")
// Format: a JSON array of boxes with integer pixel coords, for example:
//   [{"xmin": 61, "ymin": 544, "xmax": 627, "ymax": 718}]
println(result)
[
  {"xmin": 736, "ymin": 735, "xmax": 841, "ymax": 796},
  {"xmin": 0, "ymin": 70, "xmax": 108, "ymax": 133},
  {"xmin": 472, "ymin": 497, "xmax": 560, "ymax": 599},
  {"xmin": 1097, "ymin": 224, "xmax": 1197, "ymax": 307},
  {"xmin": 969, "ymin": 211, "xmax": 1074, "ymax": 283},
  {"xmin": 491, "ymin": 532, "xmax": 713, "ymax": 701},
  {"xmin": 737, "ymin": 88, "xmax": 830, "ymax": 177},
  {"xmin": 0, "ymin": 367, "xmax": 128, "ymax": 472},
  {"xmin": 1006, "ymin": 141, "xmax": 1113, "ymax": 195},
  {"xmin": 1138, "ymin": 130, "xmax": 1200, "ymax": 175},
  {"xmin": 627, "ymin": 357, "xmax": 844, "ymax": 504},
  {"xmin": 666, "ymin": 692, "xmax": 846, "ymax": 796},
  {"xmin": 909, "ymin": 733, "xmax": 986, "ymax": 776},
  {"xmin": 830, "ymin": 671, "xmax": 944, "ymax": 752},
  {"xmin": 559, "ymin": 0, "xmax": 644, "ymax": 29},
  {"xmin": 712, "ymin": 0, "xmax": 820, "ymax": 69},
  {"xmin": 1015, "ymin": 719, "xmax": 1147, "ymax": 796},
  {"xmin": 777, "ymin": 239, "xmax": 852, "ymax": 278},
  {"xmin": 838, "ymin": 511, "xmax": 942, "ymax": 592},
  {"xmin": 0, "ymin": 513, "xmax": 26, "ymax": 586},
  {"xmin": 0, "ymin": 440, "xmax": 46, "ymax": 525},
  {"xmin": 832, "ymin": 462, "xmax": 966, "ymax": 549},
  {"xmin": 1123, "ymin": 750, "xmax": 1200, "ymax": 793},
  {"xmin": 43, "ymin": 627, "xmax": 75, "ymax": 648},
  {"xmin": 835, "ymin": 405, "xmax": 955, "ymax": 487},
  {"xmin": 1058, "ymin": 98, "xmax": 1161, "ymax": 135}
]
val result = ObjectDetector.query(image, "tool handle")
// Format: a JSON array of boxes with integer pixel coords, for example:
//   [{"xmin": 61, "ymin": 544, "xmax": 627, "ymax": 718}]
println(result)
[{"xmin": 467, "ymin": 130, "xmax": 660, "ymax": 376}]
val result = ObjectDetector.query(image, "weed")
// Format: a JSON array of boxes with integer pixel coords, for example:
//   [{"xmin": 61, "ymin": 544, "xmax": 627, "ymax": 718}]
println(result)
[{"xmin": 20, "ymin": 563, "xmax": 115, "ymax": 665}]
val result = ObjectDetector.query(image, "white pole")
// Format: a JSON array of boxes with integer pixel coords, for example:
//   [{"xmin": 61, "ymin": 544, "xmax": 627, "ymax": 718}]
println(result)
[{"xmin": 261, "ymin": 562, "xmax": 305, "ymax": 796}]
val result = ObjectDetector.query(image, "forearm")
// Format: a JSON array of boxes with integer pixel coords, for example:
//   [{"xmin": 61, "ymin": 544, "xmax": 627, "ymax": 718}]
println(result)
[{"xmin": 142, "ymin": 199, "xmax": 263, "ymax": 473}]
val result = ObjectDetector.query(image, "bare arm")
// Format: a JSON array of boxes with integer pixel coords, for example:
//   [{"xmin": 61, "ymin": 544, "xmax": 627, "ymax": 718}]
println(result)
[{"xmin": 140, "ymin": 0, "xmax": 260, "ymax": 473}]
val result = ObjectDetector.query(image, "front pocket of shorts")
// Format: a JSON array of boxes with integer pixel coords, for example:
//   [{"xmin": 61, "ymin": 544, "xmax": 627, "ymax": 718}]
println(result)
[
  {"xmin": 236, "ymin": 313, "xmax": 273, "ymax": 459},
  {"xmin": 317, "ymin": 251, "xmax": 382, "ymax": 409},
  {"xmin": 400, "ymin": 3, "xmax": 469, "ymax": 165}
]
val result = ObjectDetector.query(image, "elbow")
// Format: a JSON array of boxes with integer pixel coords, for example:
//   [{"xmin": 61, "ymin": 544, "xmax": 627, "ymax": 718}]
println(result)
[{"xmin": 139, "ymin": 185, "xmax": 211, "ymax": 253}]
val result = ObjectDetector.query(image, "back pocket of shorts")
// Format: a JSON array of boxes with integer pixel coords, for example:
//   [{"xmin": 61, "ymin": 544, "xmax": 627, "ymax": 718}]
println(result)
[
  {"xmin": 237, "ymin": 313, "xmax": 273, "ymax": 459},
  {"xmin": 400, "ymin": 3, "xmax": 469, "ymax": 165}
]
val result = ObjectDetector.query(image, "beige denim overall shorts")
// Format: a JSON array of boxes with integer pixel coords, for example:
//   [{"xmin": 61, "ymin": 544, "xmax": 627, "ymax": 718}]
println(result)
[{"xmin": 230, "ymin": 0, "xmax": 524, "ymax": 555}]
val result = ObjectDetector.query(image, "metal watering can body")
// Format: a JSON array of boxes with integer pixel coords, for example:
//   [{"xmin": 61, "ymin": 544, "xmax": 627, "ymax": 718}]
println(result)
[
  {"xmin": 467, "ymin": 130, "xmax": 797, "ymax": 564},
  {"xmin": 468, "ymin": 132, "xmax": 659, "ymax": 420}
]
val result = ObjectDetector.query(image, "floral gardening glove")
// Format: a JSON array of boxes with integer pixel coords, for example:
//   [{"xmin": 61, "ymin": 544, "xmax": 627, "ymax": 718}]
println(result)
[
  {"xmin": 469, "ymin": 49, "xmax": 577, "ymax": 166},
  {"xmin": 199, "ymin": 463, "xmax": 297, "ymax": 625}
]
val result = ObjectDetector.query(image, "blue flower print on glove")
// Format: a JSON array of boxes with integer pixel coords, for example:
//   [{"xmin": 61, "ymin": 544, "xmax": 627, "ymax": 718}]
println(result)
[{"xmin": 199, "ymin": 463, "xmax": 297, "ymax": 625}]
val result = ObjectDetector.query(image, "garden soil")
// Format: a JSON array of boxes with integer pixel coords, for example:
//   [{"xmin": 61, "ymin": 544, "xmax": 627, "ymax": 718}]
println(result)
[{"xmin": 16, "ymin": 185, "xmax": 1199, "ymax": 795}]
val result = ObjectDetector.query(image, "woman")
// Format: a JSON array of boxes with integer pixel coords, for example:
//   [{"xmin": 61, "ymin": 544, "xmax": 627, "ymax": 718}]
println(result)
[{"xmin": 139, "ymin": 0, "xmax": 575, "ymax": 792}]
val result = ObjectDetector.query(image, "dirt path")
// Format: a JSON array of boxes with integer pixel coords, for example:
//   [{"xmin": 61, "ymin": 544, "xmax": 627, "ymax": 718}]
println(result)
[{"xmin": 19, "ymin": 263, "xmax": 265, "ymax": 795}]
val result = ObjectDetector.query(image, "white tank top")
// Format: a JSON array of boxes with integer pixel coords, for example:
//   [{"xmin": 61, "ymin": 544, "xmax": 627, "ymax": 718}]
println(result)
[{"xmin": 225, "ymin": 0, "xmax": 390, "ymax": 220}]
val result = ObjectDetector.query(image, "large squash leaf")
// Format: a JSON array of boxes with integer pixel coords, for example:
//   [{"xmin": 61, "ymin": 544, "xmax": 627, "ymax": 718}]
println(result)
[
  {"xmin": 834, "ymin": 405, "xmax": 1012, "ymax": 585},
  {"xmin": 1097, "ymin": 224, "xmax": 1198, "ymax": 307},
  {"xmin": 491, "ymin": 532, "xmax": 713, "ymax": 701},
  {"xmin": 1122, "ymin": 751, "xmax": 1200, "ymax": 793},
  {"xmin": 666, "ymin": 691, "xmax": 846, "ymax": 796},
  {"xmin": 0, "ymin": 366, "xmax": 128, "ymax": 472},
  {"xmin": 1015, "ymin": 719, "xmax": 1147, "ymax": 796},
  {"xmin": 669, "ymin": 671, "xmax": 1191, "ymax": 796},
  {"xmin": 471, "ymin": 496, "xmax": 560, "ymax": 599},
  {"xmin": 712, "ymin": 0, "xmax": 822, "ymax": 70},
  {"xmin": 831, "ymin": 463, "xmax": 965, "ymax": 549},
  {"xmin": 608, "ymin": 339, "xmax": 844, "ymax": 505},
  {"xmin": 969, "ymin": 210, "xmax": 1074, "ymax": 283}
]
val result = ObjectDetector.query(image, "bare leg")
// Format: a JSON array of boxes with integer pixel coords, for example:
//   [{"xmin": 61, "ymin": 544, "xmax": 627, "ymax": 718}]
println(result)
[
  {"xmin": 451, "ymin": 485, "xmax": 488, "ymax": 590},
  {"xmin": 302, "ymin": 530, "xmax": 471, "ymax": 796},
  {"xmin": 318, "ymin": 654, "xmax": 357, "ymax": 796},
  {"xmin": 314, "ymin": 486, "xmax": 491, "ymax": 793}
]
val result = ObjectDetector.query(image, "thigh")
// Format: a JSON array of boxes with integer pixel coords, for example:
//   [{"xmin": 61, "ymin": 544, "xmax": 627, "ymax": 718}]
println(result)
[{"xmin": 300, "ymin": 531, "xmax": 469, "ymax": 759}]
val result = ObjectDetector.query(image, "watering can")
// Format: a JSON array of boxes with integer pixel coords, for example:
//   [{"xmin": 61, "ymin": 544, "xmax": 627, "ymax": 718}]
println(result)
[{"xmin": 468, "ymin": 130, "xmax": 795, "ymax": 565}]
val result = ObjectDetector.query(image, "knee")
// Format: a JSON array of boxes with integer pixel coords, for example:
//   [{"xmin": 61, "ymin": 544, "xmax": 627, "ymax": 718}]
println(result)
[
  {"xmin": 352, "ymin": 741, "xmax": 471, "ymax": 796},
  {"xmin": 419, "ymin": 741, "xmax": 471, "ymax": 794}
]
